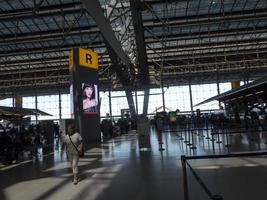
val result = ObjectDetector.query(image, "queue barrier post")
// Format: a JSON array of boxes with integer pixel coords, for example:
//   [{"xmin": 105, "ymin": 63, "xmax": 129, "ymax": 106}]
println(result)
[{"xmin": 181, "ymin": 156, "xmax": 189, "ymax": 200}]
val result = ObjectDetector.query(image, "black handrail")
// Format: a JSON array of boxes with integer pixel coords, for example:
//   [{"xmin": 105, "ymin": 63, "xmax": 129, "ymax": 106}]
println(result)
[{"xmin": 181, "ymin": 151, "xmax": 267, "ymax": 200}]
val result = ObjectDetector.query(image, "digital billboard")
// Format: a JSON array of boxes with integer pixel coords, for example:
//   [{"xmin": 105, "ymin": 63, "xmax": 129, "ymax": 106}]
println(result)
[{"xmin": 82, "ymin": 83, "xmax": 98, "ymax": 114}]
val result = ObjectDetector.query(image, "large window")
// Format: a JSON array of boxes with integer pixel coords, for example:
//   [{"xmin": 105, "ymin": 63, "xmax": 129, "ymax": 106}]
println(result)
[
  {"xmin": 99, "ymin": 91, "xmax": 110, "ymax": 117},
  {"xmin": 0, "ymin": 98, "xmax": 13, "ymax": 107},
  {"xmin": 192, "ymin": 83, "xmax": 219, "ymax": 110},
  {"xmin": 111, "ymin": 91, "xmax": 128, "ymax": 116},
  {"xmin": 23, "ymin": 96, "xmax": 35, "ymax": 109},
  {"xmin": 219, "ymin": 82, "xmax": 232, "ymax": 93},
  {"xmin": 148, "ymin": 88, "xmax": 163, "ymax": 114},
  {"xmin": 22, "ymin": 96, "xmax": 36, "ymax": 121},
  {"xmin": 61, "ymin": 94, "xmax": 71, "ymax": 119},
  {"xmin": 37, "ymin": 95, "xmax": 59, "ymax": 120},
  {"xmin": 0, "ymin": 82, "xmax": 234, "ymax": 121},
  {"xmin": 165, "ymin": 85, "xmax": 191, "ymax": 112}
]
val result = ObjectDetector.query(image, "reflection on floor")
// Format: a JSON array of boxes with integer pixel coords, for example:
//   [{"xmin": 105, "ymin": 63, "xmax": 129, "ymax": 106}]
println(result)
[{"xmin": 0, "ymin": 127, "xmax": 266, "ymax": 200}]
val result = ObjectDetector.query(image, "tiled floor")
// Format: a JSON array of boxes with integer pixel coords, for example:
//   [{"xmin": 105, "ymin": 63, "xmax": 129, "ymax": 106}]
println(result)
[{"xmin": 0, "ymin": 127, "xmax": 267, "ymax": 200}]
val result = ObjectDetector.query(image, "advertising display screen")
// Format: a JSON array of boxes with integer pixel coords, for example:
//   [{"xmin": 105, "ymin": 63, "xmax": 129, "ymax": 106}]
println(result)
[{"xmin": 82, "ymin": 83, "xmax": 98, "ymax": 114}]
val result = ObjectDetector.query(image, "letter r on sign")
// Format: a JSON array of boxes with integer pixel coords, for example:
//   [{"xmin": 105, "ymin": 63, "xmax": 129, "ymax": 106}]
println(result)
[
  {"xmin": 86, "ymin": 54, "xmax": 92, "ymax": 64},
  {"xmin": 78, "ymin": 48, "xmax": 98, "ymax": 69}
]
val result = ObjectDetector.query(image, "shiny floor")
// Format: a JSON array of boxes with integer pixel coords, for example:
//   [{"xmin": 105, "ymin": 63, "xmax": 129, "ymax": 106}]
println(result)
[{"xmin": 0, "ymin": 127, "xmax": 267, "ymax": 200}]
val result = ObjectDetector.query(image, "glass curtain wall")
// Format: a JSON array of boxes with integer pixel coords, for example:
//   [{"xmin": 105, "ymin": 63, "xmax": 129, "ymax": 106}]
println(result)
[
  {"xmin": 111, "ymin": 91, "xmax": 128, "ymax": 117},
  {"xmin": 219, "ymin": 82, "xmax": 232, "ymax": 93},
  {"xmin": 23, "ymin": 96, "xmax": 36, "ymax": 121},
  {"xmin": 0, "ymin": 82, "xmax": 234, "ymax": 121},
  {"xmin": 164, "ymin": 85, "xmax": 191, "ymax": 112},
  {"xmin": 37, "ymin": 95, "xmax": 59, "ymax": 120},
  {"xmin": 61, "ymin": 94, "xmax": 71, "ymax": 119},
  {"xmin": 147, "ymin": 88, "xmax": 163, "ymax": 114},
  {"xmin": 0, "ymin": 98, "xmax": 13, "ymax": 107},
  {"xmin": 191, "ymin": 83, "xmax": 219, "ymax": 110},
  {"xmin": 99, "ymin": 91, "xmax": 110, "ymax": 117},
  {"xmin": 23, "ymin": 96, "xmax": 35, "ymax": 109}
]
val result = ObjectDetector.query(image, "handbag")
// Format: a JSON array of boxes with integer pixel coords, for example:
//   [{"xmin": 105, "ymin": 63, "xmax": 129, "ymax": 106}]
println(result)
[{"xmin": 68, "ymin": 135, "xmax": 84, "ymax": 157}]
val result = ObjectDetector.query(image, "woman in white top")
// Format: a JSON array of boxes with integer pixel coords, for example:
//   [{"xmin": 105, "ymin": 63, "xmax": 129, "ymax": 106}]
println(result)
[{"xmin": 61, "ymin": 124, "xmax": 83, "ymax": 185}]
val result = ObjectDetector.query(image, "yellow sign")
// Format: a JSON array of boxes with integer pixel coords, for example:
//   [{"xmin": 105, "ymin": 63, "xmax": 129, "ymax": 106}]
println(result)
[
  {"xmin": 15, "ymin": 96, "xmax": 22, "ymax": 108},
  {"xmin": 69, "ymin": 49, "xmax": 73, "ymax": 71},
  {"xmin": 79, "ymin": 48, "xmax": 98, "ymax": 69},
  {"xmin": 231, "ymin": 81, "xmax": 240, "ymax": 89}
]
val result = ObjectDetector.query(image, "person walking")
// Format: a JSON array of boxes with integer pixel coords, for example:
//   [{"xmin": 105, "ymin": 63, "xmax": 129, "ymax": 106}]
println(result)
[{"xmin": 61, "ymin": 124, "xmax": 83, "ymax": 185}]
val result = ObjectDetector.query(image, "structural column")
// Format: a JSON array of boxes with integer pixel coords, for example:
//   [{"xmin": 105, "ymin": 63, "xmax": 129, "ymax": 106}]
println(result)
[
  {"xmin": 135, "ymin": 90, "xmax": 138, "ymax": 115},
  {"xmin": 216, "ymin": 70, "xmax": 221, "ymax": 108},
  {"xmin": 143, "ymin": 89, "xmax": 150, "ymax": 116},
  {"xmin": 59, "ymin": 91, "xmax": 62, "ymax": 120},
  {"xmin": 189, "ymin": 79, "xmax": 194, "ymax": 114},
  {"xmin": 216, "ymin": 70, "xmax": 220, "ymax": 95},
  {"xmin": 161, "ymin": 82, "xmax": 166, "ymax": 112},
  {"xmin": 108, "ymin": 87, "xmax": 112, "ymax": 118},
  {"xmin": 125, "ymin": 89, "xmax": 136, "ymax": 117},
  {"xmin": 35, "ymin": 91, "xmax": 38, "ymax": 122},
  {"xmin": 12, "ymin": 93, "xmax": 15, "ymax": 107},
  {"xmin": 70, "ymin": 48, "xmax": 101, "ymax": 145}
]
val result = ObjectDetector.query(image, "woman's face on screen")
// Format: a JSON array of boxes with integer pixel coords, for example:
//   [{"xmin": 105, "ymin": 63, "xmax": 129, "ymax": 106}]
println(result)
[{"xmin": 85, "ymin": 86, "xmax": 93, "ymax": 98}]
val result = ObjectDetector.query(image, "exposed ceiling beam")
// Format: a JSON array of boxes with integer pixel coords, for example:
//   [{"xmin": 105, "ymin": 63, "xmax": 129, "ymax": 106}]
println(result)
[
  {"xmin": 0, "ymin": 26, "xmax": 100, "ymax": 45},
  {"xmin": 147, "ymin": 38, "xmax": 267, "ymax": 51},
  {"xmin": 146, "ymin": 28, "xmax": 267, "ymax": 43},
  {"xmin": 130, "ymin": 0, "xmax": 149, "ymax": 84},
  {"xmin": 147, "ymin": 48, "xmax": 267, "ymax": 60},
  {"xmin": 0, "ymin": 2, "xmax": 84, "ymax": 21},
  {"xmin": 157, "ymin": 58, "xmax": 267, "ymax": 69},
  {"xmin": 81, "ymin": 0, "xmax": 135, "ymax": 86},
  {"xmin": 0, "ymin": 42, "xmax": 106, "ymax": 57},
  {"xmin": 145, "ymin": 26, "xmax": 267, "ymax": 42},
  {"xmin": 143, "ymin": 8, "xmax": 267, "ymax": 27}
]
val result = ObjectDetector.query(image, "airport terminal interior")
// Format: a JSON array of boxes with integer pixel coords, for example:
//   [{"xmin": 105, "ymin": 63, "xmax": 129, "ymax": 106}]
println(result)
[{"xmin": 0, "ymin": 0, "xmax": 267, "ymax": 200}]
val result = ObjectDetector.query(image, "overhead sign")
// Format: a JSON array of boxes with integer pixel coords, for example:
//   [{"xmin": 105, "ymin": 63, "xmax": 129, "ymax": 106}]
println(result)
[
  {"xmin": 69, "ymin": 49, "xmax": 73, "ymax": 71},
  {"xmin": 78, "ymin": 48, "xmax": 98, "ymax": 70},
  {"xmin": 231, "ymin": 81, "xmax": 240, "ymax": 89},
  {"xmin": 15, "ymin": 96, "xmax": 22, "ymax": 108}
]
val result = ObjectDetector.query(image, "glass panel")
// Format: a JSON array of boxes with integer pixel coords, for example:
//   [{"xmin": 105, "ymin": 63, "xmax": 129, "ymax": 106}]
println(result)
[
  {"xmin": 22, "ymin": 96, "xmax": 36, "ymax": 121},
  {"xmin": 219, "ymin": 82, "xmax": 232, "ymax": 93},
  {"xmin": 37, "ymin": 95, "xmax": 59, "ymax": 120},
  {"xmin": 192, "ymin": 83, "xmax": 219, "ymax": 110},
  {"xmin": 23, "ymin": 96, "xmax": 35, "ymax": 109},
  {"xmin": 111, "ymin": 95, "xmax": 128, "ymax": 117},
  {"xmin": 165, "ymin": 85, "xmax": 191, "ymax": 112},
  {"xmin": 100, "ymin": 91, "xmax": 110, "ymax": 117},
  {"xmin": 148, "ymin": 91, "xmax": 163, "ymax": 114},
  {"xmin": 0, "ymin": 98, "xmax": 13, "ymax": 107},
  {"xmin": 61, "ymin": 94, "xmax": 71, "ymax": 119}
]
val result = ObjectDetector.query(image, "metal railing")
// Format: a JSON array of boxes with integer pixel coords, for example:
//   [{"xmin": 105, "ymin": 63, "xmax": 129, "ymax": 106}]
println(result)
[{"xmin": 181, "ymin": 151, "xmax": 267, "ymax": 200}]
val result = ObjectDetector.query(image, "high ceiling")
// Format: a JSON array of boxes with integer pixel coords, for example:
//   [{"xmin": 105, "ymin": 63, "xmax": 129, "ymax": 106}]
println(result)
[{"xmin": 0, "ymin": 0, "xmax": 267, "ymax": 96}]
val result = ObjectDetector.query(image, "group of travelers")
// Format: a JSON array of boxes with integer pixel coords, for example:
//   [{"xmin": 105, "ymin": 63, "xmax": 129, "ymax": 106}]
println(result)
[
  {"xmin": 0, "ymin": 123, "xmax": 47, "ymax": 165},
  {"xmin": 101, "ymin": 114, "xmax": 136, "ymax": 139}
]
